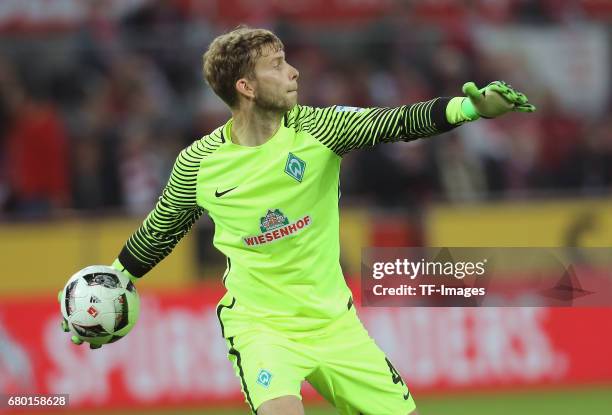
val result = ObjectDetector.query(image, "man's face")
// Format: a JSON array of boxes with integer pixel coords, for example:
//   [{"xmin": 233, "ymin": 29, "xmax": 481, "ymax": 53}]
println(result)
[{"xmin": 249, "ymin": 47, "xmax": 299, "ymax": 112}]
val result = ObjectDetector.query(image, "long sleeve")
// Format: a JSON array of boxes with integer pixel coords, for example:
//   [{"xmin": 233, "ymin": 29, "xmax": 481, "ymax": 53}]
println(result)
[
  {"xmin": 114, "ymin": 142, "xmax": 206, "ymax": 278},
  {"xmin": 287, "ymin": 97, "xmax": 456, "ymax": 157}
]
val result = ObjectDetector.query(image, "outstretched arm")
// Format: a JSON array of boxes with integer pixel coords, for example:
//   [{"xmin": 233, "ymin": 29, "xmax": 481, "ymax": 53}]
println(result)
[{"xmin": 289, "ymin": 81, "xmax": 535, "ymax": 157}]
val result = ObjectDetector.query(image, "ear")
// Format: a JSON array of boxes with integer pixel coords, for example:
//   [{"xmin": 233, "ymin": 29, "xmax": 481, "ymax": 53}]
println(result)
[{"xmin": 235, "ymin": 78, "xmax": 256, "ymax": 101}]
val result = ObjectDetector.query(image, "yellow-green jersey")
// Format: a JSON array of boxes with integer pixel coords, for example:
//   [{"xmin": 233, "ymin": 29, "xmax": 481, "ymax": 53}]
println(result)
[{"xmin": 113, "ymin": 98, "xmax": 457, "ymax": 335}]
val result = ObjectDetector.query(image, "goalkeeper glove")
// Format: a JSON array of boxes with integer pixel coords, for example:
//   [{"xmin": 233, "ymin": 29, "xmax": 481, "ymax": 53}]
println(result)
[{"xmin": 461, "ymin": 80, "xmax": 536, "ymax": 120}]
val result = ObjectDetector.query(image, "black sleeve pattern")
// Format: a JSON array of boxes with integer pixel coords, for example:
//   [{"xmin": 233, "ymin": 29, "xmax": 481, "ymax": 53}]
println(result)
[
  {"xmin": 286, "ymin": 97, "xmax": 455, "ymax": 156},
  {"xmin": 117, "ymin": 132, "xmax": 225, "ymax": 277}
]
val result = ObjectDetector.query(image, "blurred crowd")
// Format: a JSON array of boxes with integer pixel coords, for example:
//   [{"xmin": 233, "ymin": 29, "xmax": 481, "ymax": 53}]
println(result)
[{"xmin": 0, "ymin": 0, "xmax": 610, "ymax": 218}]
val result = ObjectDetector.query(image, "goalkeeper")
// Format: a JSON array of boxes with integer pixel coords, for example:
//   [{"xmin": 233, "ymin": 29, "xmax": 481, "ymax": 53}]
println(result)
[{"xmin": 62, "ymin": 26, "xmax": 535, "ymax": 415}]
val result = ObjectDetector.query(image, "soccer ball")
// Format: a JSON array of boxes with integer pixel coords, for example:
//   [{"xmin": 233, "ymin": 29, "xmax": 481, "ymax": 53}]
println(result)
[{"xmin": 59, "ymin": 265, "xmax": 140, "ymax": 347}]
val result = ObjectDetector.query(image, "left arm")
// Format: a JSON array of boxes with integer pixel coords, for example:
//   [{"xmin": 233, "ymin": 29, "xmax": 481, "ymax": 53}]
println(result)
[
  {"xmin": 288, "ymin": 81, "xmax": 535, "ymax": 157},
  {"xmin": 288, "ymin": 97, "xmax": 456, "ymax": 157}
]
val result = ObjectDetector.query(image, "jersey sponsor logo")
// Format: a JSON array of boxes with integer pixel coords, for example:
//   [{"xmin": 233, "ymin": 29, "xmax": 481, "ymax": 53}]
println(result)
[
  {"xmin": 215, "ymin": 186, "xmax": 238, "ymax": 197},
  {"xmin": 256, "ymin": 369, "xmax": 272, "ymax": 388},
  {"xmin": 260, "ymin": 209, "xmax": 289, "ymax": 232},
  {"xmin": 335, "ymin": 105, "xmax": 364, "ymax": 113},
  {"xmin": 243, "ymin": 209, "xmax": 311, "ymax": 246},
  {"xmin": 285, "ymin": 152, "xmax": 306, "ymax": 182}
]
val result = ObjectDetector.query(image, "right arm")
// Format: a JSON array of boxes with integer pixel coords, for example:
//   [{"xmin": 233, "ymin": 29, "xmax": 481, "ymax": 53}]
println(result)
[
  {"xmin": 112, "ymin": 142, "xmax": 206, "ymax": 280},
  {"xmin": 62, "ymin": 140, "xmax": 208, "ymax": 348}
]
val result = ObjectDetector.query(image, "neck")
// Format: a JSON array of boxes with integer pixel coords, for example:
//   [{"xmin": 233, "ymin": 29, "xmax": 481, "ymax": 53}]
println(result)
[{"xmin": 231, "ymin": 105, "xmax": 284, "ymax": 147}]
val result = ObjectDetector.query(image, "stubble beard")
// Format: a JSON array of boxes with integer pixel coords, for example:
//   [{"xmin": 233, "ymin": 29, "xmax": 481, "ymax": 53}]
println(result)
[{"xmin": 254, "ymin": 89, "xmax": 296, "ymax": 113}]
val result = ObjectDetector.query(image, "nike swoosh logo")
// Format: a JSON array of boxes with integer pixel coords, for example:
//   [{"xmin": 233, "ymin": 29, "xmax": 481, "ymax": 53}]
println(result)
[
  {"xmin": 403, "ymin": 392, "xmax": 410, "ymax": 400},
  {"xmin": 215, "ymin": 186, "xmax": 238, "ymax": 197}
]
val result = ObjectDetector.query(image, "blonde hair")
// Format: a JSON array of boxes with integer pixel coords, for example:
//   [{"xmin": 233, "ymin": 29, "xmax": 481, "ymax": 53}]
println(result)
[{"xmin": 202, "ymin": 26, "xmax": 284, "ymax": 108}]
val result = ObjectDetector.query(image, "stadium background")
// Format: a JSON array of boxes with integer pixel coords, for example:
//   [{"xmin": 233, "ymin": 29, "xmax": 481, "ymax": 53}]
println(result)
[{"xmin": 1, "ymin": 0, "xmax": 611, "ymax": 414}]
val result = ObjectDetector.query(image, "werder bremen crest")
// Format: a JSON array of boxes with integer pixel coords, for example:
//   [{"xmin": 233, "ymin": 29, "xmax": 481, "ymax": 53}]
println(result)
[
  {"xmin": 285, "ymin": 152, "xmax": 306, "ymax": 182},
  {"xmin": 260, "ymin": 209, "xmax": 289, "ymax": 232}
]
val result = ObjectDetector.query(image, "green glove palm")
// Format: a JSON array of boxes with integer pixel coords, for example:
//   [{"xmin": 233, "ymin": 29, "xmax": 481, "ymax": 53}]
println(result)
[{"xmin": 462, "ymin": 81, "xmax": 536, "ymax": 119}]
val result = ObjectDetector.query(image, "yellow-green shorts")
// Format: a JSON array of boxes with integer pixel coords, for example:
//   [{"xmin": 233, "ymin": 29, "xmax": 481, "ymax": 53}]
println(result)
[{"xmin": 217, "ymin": 296, "xmax": 416, "ymax": 414}]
